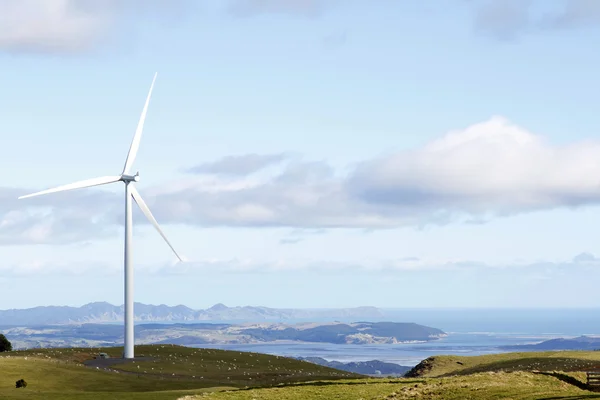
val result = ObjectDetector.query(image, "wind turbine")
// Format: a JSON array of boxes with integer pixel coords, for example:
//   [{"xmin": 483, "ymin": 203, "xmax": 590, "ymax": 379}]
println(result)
[{"xmin": 18, "ymin": 73, "xmax": 182, "ymax": 359}]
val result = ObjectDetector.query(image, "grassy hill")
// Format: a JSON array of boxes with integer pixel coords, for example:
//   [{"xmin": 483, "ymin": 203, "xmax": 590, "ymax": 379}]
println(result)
[
  {"xmin": 0, "ymin": 345, "xmax": 359, "ymax": 399},
  {"xmin": 5, "ymin": 347, "xmax": 600, "ymax": 399},
  {"xmin": 190, "ymin": 372, "xmax": 596, "ymax": 400},
  {"xmin": 404, "ymin": 350, "xmax": 600, "ymax": 377},
  {"xmin": 190, "ymin": 351, "xmax": 600, "ymax": 400}
]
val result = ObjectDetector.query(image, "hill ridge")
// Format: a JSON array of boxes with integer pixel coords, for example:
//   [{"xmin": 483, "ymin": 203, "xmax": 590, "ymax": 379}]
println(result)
[{"xmin": 0, "ymin": 302, "xmax": 385, "ymax": 325}]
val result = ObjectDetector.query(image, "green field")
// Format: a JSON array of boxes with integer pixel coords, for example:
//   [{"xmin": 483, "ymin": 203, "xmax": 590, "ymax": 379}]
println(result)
[
  {"xmin": 0, "ymin": 345, "xmax": 358, "ymax": 399},
  {"xmin": 195, "ymin": 372, "xmax": 597, "ymax": 400},
  {"xmin": 4, "ymin": 346, "xmax": 600, "ymax": 399},
  {"xmin": 195, "ymin": 351, "xmax": 600, "ymax": 399},
  {"xmin": 405, "ymin": 351, "xmax": 600, "ymax": 377}
]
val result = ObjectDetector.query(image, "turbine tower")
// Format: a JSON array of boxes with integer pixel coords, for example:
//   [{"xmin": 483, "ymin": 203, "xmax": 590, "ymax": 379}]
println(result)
[{"xmin": 18, "ymin": 73, "xmax": 182, "ymax": 359}]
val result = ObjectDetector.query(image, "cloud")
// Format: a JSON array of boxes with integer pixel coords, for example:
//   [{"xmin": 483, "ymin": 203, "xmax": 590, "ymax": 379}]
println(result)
[
  {"xmin": 148, "ymin": 116, "xmax": 600, "ymax": 229},
  {"xmin": 470, "ymin": 0, "xmax": 600, "ymax": 40},
  {"xmin": 0, "ymin": 209, "xmax": 117, "ymax": 245},
  {"xmin": 0, "ymin": 0, "xmax": 192, "ymax": 54},
  {"xmin": 0, "ymin": 0, "xmax": 106, "ymax": 53},
  {"xmin": 151, "ymin": 252, "xmax": 600, "ymax": 275},
  {"xmin": 0, "ymin": 186, "xmax": 118, "ymax": 245},
  {"xmin": 0, "ymin": 259, "xmax": 114, "ymax": 276},
  {"xmin": 279, "ymin": 228, "xmax": 326, "ymax": 245},
  {"xmin": 154, "ymin": 159, "xmax": 365, "ymax": 228},
  {"xmin": 227, "ymin": 0, "xmax": 331, "ymax": 17},
  {"xmin": 10, "ymin": 115, "xmax": 600, "ymax": 244},
  {"xmin": 348, "ymin": 116, "xmax": 600, "ymax": 216},
  {"xmin": 187, "ymin": 153, "xmax": 289, "ymax": 176},
  {"xmin": 2, "ymin": 249, "xmax": 598, "ymax": 277}
]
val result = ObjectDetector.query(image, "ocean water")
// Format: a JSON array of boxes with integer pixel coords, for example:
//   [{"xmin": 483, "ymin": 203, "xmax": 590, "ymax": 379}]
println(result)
[
  {"xmin": 195, "ymin": 309, "xmax": 600, "ymax": 366},
  {"xmin": 379, "ymin": 308, "xmax": 600, "ymax": 335}
]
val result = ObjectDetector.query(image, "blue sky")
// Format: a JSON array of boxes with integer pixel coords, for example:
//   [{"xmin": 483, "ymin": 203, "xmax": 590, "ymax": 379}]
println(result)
[{"xmin": 2, "ymin": 0, "xmax": 600, "ymax": 309}]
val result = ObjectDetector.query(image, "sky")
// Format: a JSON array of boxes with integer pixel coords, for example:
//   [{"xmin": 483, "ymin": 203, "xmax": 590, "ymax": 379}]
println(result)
[{"xmin": 2, "ymin": 0, "xmax": 600, "ymax": 310}]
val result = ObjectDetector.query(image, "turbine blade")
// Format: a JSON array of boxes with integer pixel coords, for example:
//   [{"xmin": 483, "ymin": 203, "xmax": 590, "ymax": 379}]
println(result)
[
  {"xmin": 18, "ymin": 176, "xmax": 121, "ymax": 200},
  {"xmin": 122, "ymin": 72, "xmax": 158, "ymax": 175},
  {"xmin": 130, "ymin": 185, "xmax": 182, "ymax": 261}
]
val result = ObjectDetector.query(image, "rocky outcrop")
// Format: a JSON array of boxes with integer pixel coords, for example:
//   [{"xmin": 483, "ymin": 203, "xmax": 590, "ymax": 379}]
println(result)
[{"xmin": 404, "ymin": 356, "xmax": 438, "ymax": 377}]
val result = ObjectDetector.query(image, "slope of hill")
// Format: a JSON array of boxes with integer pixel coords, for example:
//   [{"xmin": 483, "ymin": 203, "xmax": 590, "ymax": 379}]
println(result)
[
  {"xmin": 192, "ymin": 351, "xmax": 600, "ymax": 399},
  {"xmin": 500, "ymin": 335, "xmax": 600, "ymax": 351},
  {"xmin": 188, "ymin": 372, "xmax": 592, "ymax": 400},
  {"xmin": 2, "ymin": 321, "xmax": 446, "ymax": 349},
  {"xmin": 0, "ymin": 345, "xmax": 359, "ymax": 399},
  {"xmin": 0, "ymin": 302, "xmax": 385, "ymax": 325},
  {"xmin": 405, "ymin": 350, "xmax": 600, "ymax": 378},
  {"xmin": 3, "ymin": 347, "xmax": 600, "ymax": 399},
  {"xmin": 238, "ymin": 322, "xmax": 446, "ymax": 344}
]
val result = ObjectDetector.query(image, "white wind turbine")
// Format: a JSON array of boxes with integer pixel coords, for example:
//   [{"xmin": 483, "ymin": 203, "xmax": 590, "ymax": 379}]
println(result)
[{"xmin": 18, "ymin": 73, "xmax": 182, "ymax": 359}]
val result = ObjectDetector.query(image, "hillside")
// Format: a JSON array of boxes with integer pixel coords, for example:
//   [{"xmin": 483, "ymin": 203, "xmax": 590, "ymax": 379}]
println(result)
[
  {"xmin": 501, "ymin": 335, "xmax": 600, "ymax": 351},
  {"xmin": 238, "ymin": 322, "xmax": 445, "ymax": 344},
  {"xmin": 189, "ymin": 372, "xmax": 593, "ymax": 400},
  {"xmin": 405, "ymin": 350, "xmax": 600, "ymax": 378},
  {"xmin": 189, "ymin": 350, "xmax": 600, "ymax": 399},
  {"xmin": 3, "ymin": 347, "xmax": 600, "ymax": 399},
  {"xmin": 0, "ymin": 345, "xmax": 359, "ymax": 399},
  {"xmin": 0, "ymin": 302, "xmax": 384, "ymax": 325},
  {"xmin": 2, "ymin": 321, "xmax": 445, "ymax": 349}
]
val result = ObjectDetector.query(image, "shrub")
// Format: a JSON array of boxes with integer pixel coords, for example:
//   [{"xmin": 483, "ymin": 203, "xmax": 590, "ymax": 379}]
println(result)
[
  {"xmin": 0, "ymin": 334, "xmax": 11, "ymax": 352},
  {"xmin": 15, "ymin": 379, "xmax": 27, "ymax": 388}
]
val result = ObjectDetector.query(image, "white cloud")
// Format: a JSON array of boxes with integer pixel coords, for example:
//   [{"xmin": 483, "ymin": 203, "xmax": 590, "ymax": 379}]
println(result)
[
  {"xmin": 0, "ymin": 0, "xmax": 107, "ymax": 52},
  {"xmin": 151, "ymin": 251, "xmax": 600, "ymax": 275},
  {"xmin": 0, "ymin": 208, "xmax": 119, "ymax": 245},
  {"xmin": 0, "ymin": 0, "xmax": 120, "ymax": 53},
  {"xmin": 349, "ymin": 116, "xmax": 600, "ymax": 215},
  {"xmin": 150, "ymin": 116, "xmax": 600, "ymax": 229},
  {"xmin": 2, "ymin": 249, "xmax": 597, "ymax": 277},
  {"xmin": 0, "ymin": 0, "xmax": 192, "ymax": 54},
  {"xmin": 0, "ymin": 186, "xmax": 119, "ymax": 245},
  {"xmin": 8, "ymin": 115, "xmax": 600, "ymax": 244},
  {"xmin": 0, "ymin": 259, "xmax": 113, "ymax": 276},
  {"xmin": 0, "ymin": 0, "xmax": 331, "ymax": 54}
]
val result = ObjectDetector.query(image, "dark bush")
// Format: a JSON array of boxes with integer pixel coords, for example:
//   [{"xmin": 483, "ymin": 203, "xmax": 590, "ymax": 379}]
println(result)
[
  {"xmin": 0, "ymin": 334, "xmax": 11, "ymax": 352},
  {"xmin": 15, "ymin": 379, "xmax": 27, "ymax": 388}
]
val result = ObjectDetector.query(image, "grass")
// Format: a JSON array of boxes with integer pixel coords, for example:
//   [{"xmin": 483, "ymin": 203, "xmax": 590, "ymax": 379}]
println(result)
[
  {"xmin": 404, "ymin": 351, "xmax": 600, "ymax": 377},
  {"xmin": 0, "ymin": 355, "xmax": 225, "ymax": 399},
  {"xmin": 5, "ymin": 346, "xmax": 600, "ymax": 399},
  {"xmin": 180, "ymin": 351, "xmax": 600, "ymax": 399},
  {"xmin": 109, "ymin": 345, "xmax": 355, "ymax": 386},
  {"xmin": 188, "ymin": 372, "xmax": 600, "ymax": 400},
  {"xmin": 0, "ymin": 345, "xmax": 359, "ymax": 399}
]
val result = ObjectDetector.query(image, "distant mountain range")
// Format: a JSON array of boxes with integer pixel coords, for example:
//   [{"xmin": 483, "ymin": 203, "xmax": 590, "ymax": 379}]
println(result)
[
  {"xmin": 1, "ymin": 321, "xmax": 446, "ymax": 350},
  {"xmin": 500, "ymin": 336, "xmax": 600, "ymax": 351},
  {"xmin": 0, "ymin": 302, "xmax": 386, "ymax": 326},
  {"xmin": 297, "ymin": 357, "xmax": 412, "ymax": 376}
]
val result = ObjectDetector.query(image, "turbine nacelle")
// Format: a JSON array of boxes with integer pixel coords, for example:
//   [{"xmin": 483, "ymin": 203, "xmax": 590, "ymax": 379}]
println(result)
[{"xmin": 121, "ymin": 172, "xmax": 140, "ymax": 183}]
